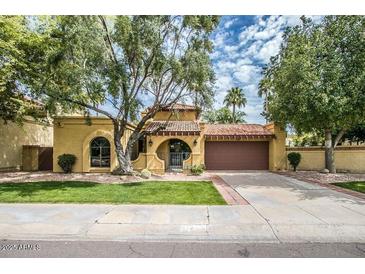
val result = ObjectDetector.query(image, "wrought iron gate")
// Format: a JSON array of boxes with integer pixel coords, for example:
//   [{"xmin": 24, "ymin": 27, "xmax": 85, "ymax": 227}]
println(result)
[{"xmin": 169, "ymin": 152, "xmax": 190, "ymax": 168}]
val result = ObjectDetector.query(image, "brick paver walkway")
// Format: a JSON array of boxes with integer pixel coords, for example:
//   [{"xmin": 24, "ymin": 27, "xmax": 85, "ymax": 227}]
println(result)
[{"xmin": 210, "ymin": 175, "xmax": 249, "ymax": 205}]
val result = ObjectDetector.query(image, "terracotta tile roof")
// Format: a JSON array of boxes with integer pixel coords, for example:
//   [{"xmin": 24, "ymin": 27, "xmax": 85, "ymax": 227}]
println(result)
[
  {"xmin": 145, "ymin": 121, "xmax": 201, "ymax": 134},
  {"xmin": 204, "ymin": 124, "xmax": 274, "ymax": 137}
]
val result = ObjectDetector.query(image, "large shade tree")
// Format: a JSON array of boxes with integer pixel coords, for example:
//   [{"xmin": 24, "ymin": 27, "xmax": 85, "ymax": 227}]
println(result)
[
  {"xmin": 0, "ymin": 16, "xmax": 46, "ymax": 124},
  {"xmin": 8, "ymin": 15, "xmax": 219, "ymax": 174},
  {"xmin": 259, "ymin": 16, "xmax": 365, "ymax": 173},
  {"xmin": 223, "ymin": 87, "xmax": 247, "ymax": 123}
]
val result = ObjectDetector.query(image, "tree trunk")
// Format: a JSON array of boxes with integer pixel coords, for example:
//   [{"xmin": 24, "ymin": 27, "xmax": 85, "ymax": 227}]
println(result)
[
  {"xmin": 112, "ymin": 122, "xmax": 134, "ymax": 175},
  {"xmin": 324, "ymin": 129, "xmax": 336, "ymax": 173},
  {"xmin": 232, "ymin": 104, "xmax": 236, "ymax": 123}
]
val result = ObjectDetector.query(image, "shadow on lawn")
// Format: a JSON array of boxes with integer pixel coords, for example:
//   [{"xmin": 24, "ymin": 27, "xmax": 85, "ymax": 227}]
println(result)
[{"xmin": 0, "ymin": 181, "xmax": 100, "ymax": 197}]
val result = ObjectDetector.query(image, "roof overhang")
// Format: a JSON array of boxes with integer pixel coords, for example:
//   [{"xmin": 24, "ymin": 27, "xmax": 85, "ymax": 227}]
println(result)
[
  {"xmin": 144, "ymin": 121, "xmax": 201, "ymax": 136},
  {"xmin": 205, "ymin": 134, "xmax": 275, "ymax": 140}
]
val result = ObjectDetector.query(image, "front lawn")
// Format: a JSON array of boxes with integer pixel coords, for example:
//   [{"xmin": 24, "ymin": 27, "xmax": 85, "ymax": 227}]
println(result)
[
  {"xmin": 0, "ymin": 181, "xmax": 226, "ymax": 205},
  {"xmin": 332, "ymin": 181, "xmax": 365, "ymax": 194}
]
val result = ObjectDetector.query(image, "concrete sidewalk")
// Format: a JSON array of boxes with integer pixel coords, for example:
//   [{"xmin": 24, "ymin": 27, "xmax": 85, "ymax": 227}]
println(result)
[{"xmin": 1, "ymin": 203, "xmax": 365, "ymax": 243}]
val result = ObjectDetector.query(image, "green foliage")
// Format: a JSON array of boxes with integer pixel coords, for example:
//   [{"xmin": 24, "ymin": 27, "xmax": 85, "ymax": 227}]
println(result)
[
  {"xmin": 259, "ymin": 16, "xmax": 365, "ymax": 172},
  {"xmin": 259, "ymin": 16, "xmax": 365, "ymax": 135},
  {"xmin": 287, "ymin": 152, "xmax": 301, "ymax": 171},
  {"xmin": 35, "ymin": 16, "xmax": 219, "ymax": 119},
  {"xmin": 292, "ymin": 132, "xmax": 324, "ymax": 147},
  {"xmin": 1, "ymin": 15, "xmax": 220, "ymax": 173},
  {"xmin": 224, "ymin": 87, "xmax": 247, "ymax": 123},
  {"xmin": 57, "ymin": 154, "xmax": 76, "ymax": 173},
  {"xmin": 342, "ymin": 124, "xmax": 365, "ymax": 145},
  {"xmin": 202, "ymin": 106, "xmax": 246, "ymax": 124},
  {"xmin": 191, "ymin": 164, "xmax": 204, "ymax": 176},
  {"xmin": 0, "ymin": 16, "xmax": 48, "ymax": 124}
]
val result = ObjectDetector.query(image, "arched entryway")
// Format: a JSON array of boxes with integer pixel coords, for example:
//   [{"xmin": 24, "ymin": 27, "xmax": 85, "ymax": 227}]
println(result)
[{"xmin": 156, "ymin": 138, "xmax": 192, "ymax": 170}]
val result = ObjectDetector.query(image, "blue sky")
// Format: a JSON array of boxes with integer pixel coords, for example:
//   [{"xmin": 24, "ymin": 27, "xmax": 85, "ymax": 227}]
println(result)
[{"xmin": 210, "ymin": 15, "xmax": 321, "ymax": 124}]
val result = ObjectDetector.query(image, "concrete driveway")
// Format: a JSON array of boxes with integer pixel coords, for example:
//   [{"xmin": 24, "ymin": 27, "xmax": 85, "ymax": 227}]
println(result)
[{"xmin": 216, "ymin": 171, "xmax": 365, "ymax": 242}]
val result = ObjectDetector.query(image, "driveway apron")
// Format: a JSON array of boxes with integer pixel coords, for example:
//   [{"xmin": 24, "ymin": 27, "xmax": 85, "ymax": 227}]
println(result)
[{"xmin": 217, "ymin": 171, "xmax": 365, "ymax": 243}]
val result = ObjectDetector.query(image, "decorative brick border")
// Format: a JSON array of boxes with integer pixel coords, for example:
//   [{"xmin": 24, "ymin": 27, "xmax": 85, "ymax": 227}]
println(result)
[
  {"xmin": 210, "ymin": 175, "xmax": 249, "ymax": 205},
  {"xmin": 286, "ymin": 146, "xmax": 365, "ymax": 151},
  {"xmin": 275, "ymin": 171, "xmax": 365, "ymax": 200}
]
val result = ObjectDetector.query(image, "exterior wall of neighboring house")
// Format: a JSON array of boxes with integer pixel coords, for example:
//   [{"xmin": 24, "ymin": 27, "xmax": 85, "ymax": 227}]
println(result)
[
  {"xmin": 53, "ymin": 117, "xmax": 133, "ymax": 173},
  {"xmin": 0, "ymin": 119, "xmax": 53, "ymax": 171},
  {"xmin": 286, "ymin": 146, "xmax": 365, "ymax": 173}
]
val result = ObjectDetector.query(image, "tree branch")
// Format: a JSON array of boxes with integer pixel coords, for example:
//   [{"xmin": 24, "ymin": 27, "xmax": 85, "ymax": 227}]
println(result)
[
  {"xmin": 98, "ymin": 15, "xmax": 118, "ymax": 65},
  {"xmin": 333, "ymin": 129, "xmax": 346, "ymax": 148}
]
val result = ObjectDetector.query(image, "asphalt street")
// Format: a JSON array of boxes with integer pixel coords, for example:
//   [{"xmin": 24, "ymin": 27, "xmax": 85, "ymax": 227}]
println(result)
[{"xmin": 1, "ymin": 240, "xmax": 365, "ymax": 258}]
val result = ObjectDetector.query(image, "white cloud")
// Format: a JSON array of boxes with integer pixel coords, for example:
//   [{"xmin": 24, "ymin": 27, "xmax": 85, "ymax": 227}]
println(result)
[
  {"xmin": 233, "ymin": 65, "xmax": 261, "ymax": 84},
  {"xmin": 244, "ymin": 103, "xmax": 265, "ymax": 124},
  {"xmin": 224, "ymin": 18, "xmax": 237, "ymax": 29},
  {"xmin": 238, "ymin": 25, "xmax": 258, "ymax": 45},
  {"xmin": 223, "ymin": 45, "xmax": 239, "ymax": 54},
  {"xmin": 212, "ymin": 31, "xmax": 228, "ymax": 49},
  {"xmin": 256, "ymin": 33, "xmax": 283, "ymax": 63},
  {"xmin": 215, "ymin": 75, "xmax": 234, "ymax": 91}
]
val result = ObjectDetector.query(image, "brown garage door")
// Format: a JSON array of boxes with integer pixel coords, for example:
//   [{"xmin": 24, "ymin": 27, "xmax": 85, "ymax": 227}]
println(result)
[{"xmin": 205, "ymin": 141, "xmax": 269, "ymax": 170}]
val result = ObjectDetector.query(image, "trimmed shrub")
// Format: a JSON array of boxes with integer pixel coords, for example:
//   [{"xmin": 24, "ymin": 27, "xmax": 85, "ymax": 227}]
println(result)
[
  {"xmin": 57, "ymin": 154, "xmax": 76, "ymax": 173},
  {"xmin": 287, "ymin": 152, "xmax": 301, "ymax": 171},
  {"xmin": 191, "ymin": 164, "xmax": 204, "ymax": 176},
  {"xmin": 140, "ymin": 169, "xmax": 152, "ymax": 179}
]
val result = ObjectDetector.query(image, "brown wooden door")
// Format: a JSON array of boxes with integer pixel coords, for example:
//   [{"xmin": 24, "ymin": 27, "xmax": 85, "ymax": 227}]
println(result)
[
  {"xmin": 204, "ymin": 141, "xmax": 269, "ymax": 170},
  {"xmin": 38, "ymin": 147, "xmax": 53, "ymax": 171}
]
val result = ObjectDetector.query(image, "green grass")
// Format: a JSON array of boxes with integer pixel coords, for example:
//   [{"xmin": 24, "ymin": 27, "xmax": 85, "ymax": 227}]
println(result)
[
  {"xmin": 333, "ymin": 181, "xmax": 365, "ymax": 194},
  {"xmin": 0, "ymin": 180, "xmax": 227, "ymax": 205}
]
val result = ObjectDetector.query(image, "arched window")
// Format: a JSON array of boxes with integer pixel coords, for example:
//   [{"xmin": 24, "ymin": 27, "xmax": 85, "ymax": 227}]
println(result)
[{"xmin": 90, "ymin": 137, "xmax": 111, "ymax": 167}]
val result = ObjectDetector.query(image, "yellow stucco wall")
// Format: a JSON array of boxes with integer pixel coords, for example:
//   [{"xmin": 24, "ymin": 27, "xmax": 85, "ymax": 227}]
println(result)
[
  {"xmin": 0, "ymin": 119, "xmax": 53, "ymax": 171},
  {"xmin": 53, "ymin": 117, "xmax": 132, "ymax": 173},
  {"xmin": 151, "ymin": 110, "xmax": 198, "ymax": 121},
  {"xmin": 53, "ymin": 115, "xmax": 287, "ymax": 174},
  {"xmin": 286, "ymin": 147, "xmax": 365, "ymax": 173},
  {"xmin": 265, "ymin": 123, "xmax": 287, "ymax": 171},
  {"xmin": 156, "ymin": 140, "xmax": 170, "ymax": 169}
]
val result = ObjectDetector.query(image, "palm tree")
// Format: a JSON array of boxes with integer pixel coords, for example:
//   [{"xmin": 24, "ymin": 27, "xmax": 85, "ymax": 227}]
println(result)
[{"xmin": 223, "ymin": 87, "xmax": 247, "ymax": 123}]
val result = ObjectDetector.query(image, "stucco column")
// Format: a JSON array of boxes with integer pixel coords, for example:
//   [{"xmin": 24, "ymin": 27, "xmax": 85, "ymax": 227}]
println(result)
[{"xmin": 265, "ymin": 123, "xmax": 287, "ymax": 171}]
